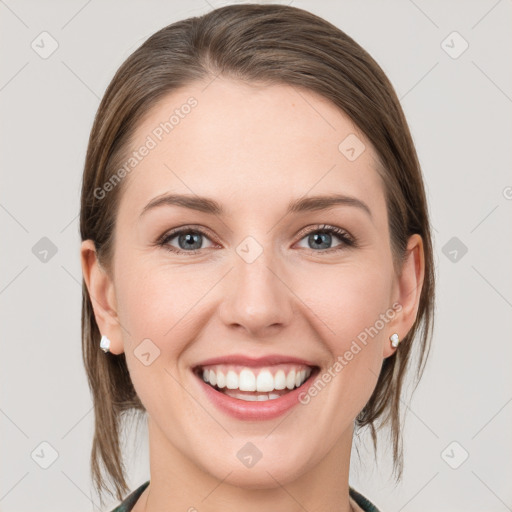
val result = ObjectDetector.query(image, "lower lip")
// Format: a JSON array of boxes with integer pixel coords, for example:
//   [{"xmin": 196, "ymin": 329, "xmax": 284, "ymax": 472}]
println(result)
[{"xmin": 193, "ymin": 368, "xmax": 319, "ymax": 421}]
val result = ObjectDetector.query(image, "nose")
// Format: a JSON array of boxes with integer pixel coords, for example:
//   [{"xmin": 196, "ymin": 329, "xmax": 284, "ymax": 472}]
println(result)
[{"xmin": 218, "ymin": 246, "xmax": 294, "ymax": 337}]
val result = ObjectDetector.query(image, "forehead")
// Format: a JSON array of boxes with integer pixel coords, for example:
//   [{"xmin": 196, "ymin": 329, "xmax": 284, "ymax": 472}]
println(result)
[{"xmin": 117, "ymin": 78, "xmax": 385, "ymax": 221}]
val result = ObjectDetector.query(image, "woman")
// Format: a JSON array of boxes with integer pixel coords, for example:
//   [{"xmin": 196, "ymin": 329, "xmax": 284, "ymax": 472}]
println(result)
[{"xmin": 80, "ymin": 4, "xmax": 435, "ymax": 511}]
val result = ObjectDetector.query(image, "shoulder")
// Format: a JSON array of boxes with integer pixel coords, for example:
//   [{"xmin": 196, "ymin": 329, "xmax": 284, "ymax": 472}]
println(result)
[
  {"xmin": 109, "ymin": 481, "xmax": 150, "ymax": 512},
  {"xmin": 349, "ymin": 486, "xmax": 382, "ymax": 512}
]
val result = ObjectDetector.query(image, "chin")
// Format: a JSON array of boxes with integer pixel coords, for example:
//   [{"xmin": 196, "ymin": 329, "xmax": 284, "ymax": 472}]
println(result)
[{"xmin": 197, "ymin": 450, "xmax": 309, "ymax": 490}]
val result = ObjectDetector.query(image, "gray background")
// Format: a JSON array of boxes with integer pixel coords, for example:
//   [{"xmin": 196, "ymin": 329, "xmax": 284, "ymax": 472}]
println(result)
[{"xmin": 1, "ymin": 0, "xmax": 511, "ymax": 511}]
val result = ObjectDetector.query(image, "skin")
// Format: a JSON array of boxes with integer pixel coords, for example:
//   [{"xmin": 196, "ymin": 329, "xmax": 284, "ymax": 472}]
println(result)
[{"xmin": 81, "ymin": 78, "xmax": 424, "ymax": 512}]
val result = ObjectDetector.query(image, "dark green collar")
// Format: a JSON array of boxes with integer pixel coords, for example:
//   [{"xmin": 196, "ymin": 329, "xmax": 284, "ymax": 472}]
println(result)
[{"xmin": 111, "ymin": 481, "xmax": 381, "ymax": 512}]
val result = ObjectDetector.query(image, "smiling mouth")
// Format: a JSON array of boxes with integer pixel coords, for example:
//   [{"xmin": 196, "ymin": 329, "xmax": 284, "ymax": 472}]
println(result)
[{"xmin": 193, "ymin": 364, "xmax": 320, "ymax": 402}]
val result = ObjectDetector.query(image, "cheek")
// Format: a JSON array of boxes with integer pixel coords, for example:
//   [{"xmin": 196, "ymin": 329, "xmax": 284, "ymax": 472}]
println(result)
[
  {"xmin": 302, "ymin": 259, "xmax": 392, "ymax": 397},
  {"xmin": 114, "ymin": 262, "xmax": 200, "ymax": 411},
  {"xmin": 288, "ymin": 262, "xmax": 392, "ymax": 428},
  {"xmin": 115, "ymin": 254, "xmax": 203, "ymax": 339},
  {"xmin": 113, "ymin": 256, "xmax": 221, "ymax": 402},
  {"xmin": 307, "ymin": 259, "xmax": 392, "ymax": 337}
]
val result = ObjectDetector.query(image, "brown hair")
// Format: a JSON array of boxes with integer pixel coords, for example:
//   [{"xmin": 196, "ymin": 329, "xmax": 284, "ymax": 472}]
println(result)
[{"xmin": 80, "ymin": 3, "xmax": 435, "ymax": 504}]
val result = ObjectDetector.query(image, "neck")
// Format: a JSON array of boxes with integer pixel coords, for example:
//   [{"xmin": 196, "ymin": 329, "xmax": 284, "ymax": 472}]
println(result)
[{"xmin": 138, "ymin": 417, "xmax": 357, "ymax": 512}]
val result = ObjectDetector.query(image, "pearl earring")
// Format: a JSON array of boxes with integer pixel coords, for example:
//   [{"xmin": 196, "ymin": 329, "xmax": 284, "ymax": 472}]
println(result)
[
  {"xmin": 390, "ymin": 333, "xmax": 400, "ymax": 348},
  {"xmin": 100, "ymin": 335, "xmax": 111, "ymax": 353}
]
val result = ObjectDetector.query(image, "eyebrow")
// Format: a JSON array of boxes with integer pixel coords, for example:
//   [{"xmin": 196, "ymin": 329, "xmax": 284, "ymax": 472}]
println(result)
[{"xmin": 139, "ymin": 193, "xmax": 372, "ymax": 220}]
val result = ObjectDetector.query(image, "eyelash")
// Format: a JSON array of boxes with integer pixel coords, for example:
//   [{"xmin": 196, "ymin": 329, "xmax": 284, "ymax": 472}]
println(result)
[{"xmin": 155, "ymin": 224, "xmax": 357, "ymax": 256}]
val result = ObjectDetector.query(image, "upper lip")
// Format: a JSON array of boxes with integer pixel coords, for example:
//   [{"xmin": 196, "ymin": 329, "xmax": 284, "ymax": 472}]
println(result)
[{"xmin": 193, "ymin": 354, "xmax": 318, "ymax": 369}]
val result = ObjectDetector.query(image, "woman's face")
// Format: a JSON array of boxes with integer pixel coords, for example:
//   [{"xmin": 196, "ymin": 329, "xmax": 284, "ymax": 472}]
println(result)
[{"xmin": 83, "ymin": 78, "xmax": 423, "ymax": 488}]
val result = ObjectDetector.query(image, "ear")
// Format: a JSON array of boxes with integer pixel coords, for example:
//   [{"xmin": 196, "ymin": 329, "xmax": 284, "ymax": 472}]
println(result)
[
  {"xmin": 383, "ymin": 233, "xmax": 425, "ymax": 359},
  {"xmin": 80, "ymin": 239, "xmax": 124, "ymax": 355}
]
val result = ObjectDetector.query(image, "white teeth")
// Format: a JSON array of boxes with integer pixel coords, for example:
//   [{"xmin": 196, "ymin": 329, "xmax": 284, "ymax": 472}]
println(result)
[
  {"xmin": 200, "ymin": 365, "xmax": 313, "ymax": 393},
  {"xmin": 226, "ymin": 370, "xmax": 239, "ymax": 389},
  {"xmin": 256, "ymin": 369, "xmax": 275, "ymax": 392},
  {"xmin": 239, "ymin": 368, "xmax": 256, "ymax": 391},
  {"xmin": 286, "ymin": 369, "xmax": 296, "ymax": 390},
  {"xmin": 240, "ymin": 393, "xmax": 258, "ymax": 401},
  {"xmin": 216, "ymin": 370, "xmax": 226, "ymax": 388},
  {"xmin": 222, "ymin": 389, "xmax": 282, "ymax": 401},
  {"xmin": 274, "ymin": 370, "xmax": 286, "ymax": 390},
  {"xmin": 296, "ymin": 370, "xmax": 306, "ymax": 388}
]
